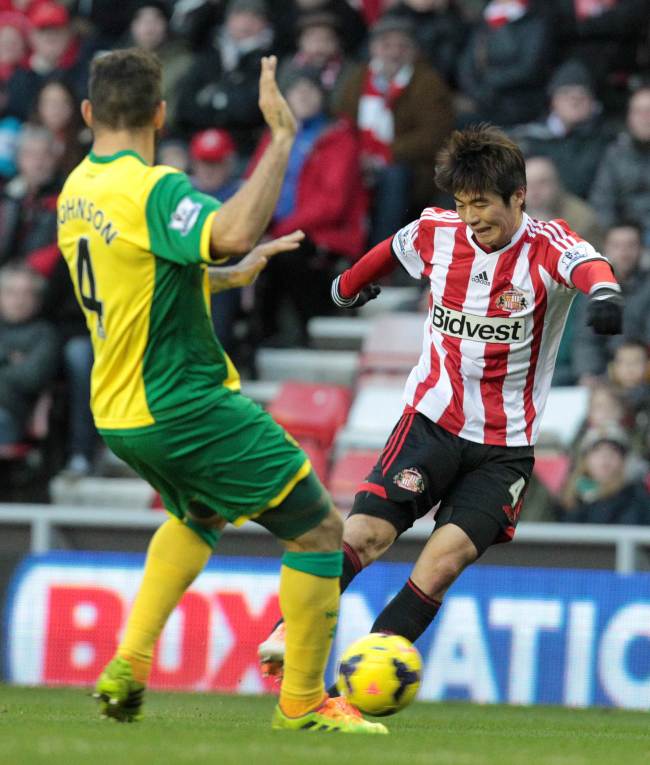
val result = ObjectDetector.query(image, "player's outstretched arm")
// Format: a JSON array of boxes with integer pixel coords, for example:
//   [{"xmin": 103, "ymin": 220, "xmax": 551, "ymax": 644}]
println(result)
[
  {"xmin": 209, "ymin": 56, "xmax": 297, "ymax": 258},
  {"xmin": 571, "ymin": 259, "xmax": 623, "ymax": 335},
  {"xmin": 331, "ymin": 237, "xmax": 400, "ymax": 309},
  {"xmin": 208, "ymin": 231, "xmax": 304, "ymax": 293}
]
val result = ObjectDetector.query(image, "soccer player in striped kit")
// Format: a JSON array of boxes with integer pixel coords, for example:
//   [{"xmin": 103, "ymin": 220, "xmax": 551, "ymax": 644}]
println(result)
[{"xmin": 260, "ymin": 124, "xmax": 623, "ymax": 677}]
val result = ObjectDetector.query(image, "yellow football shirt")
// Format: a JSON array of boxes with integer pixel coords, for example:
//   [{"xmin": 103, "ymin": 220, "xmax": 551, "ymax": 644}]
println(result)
[{"xmin": 57, "ymin": 149, "xmax": 240, "ymax": 431}]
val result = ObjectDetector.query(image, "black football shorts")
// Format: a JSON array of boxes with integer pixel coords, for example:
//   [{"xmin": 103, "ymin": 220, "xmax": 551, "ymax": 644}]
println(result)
[{"xmin": 349, "ymin": 408, "xmax": 535, "ymax": 556}]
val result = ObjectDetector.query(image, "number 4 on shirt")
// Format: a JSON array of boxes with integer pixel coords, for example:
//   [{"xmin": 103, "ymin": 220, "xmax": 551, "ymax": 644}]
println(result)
[{"xmin": 76, "ymin": 237, "xmax": 105, "ymax": 338}]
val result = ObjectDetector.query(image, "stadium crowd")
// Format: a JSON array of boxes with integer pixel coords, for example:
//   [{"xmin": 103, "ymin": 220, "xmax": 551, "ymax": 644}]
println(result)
[{"xmin": 0, "ymin": 0, "xmax": 648, "ymax": 521}]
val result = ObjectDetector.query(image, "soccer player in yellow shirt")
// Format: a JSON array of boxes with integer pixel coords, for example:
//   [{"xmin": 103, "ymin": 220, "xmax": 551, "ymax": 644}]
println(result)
[{"xmin": 57, "ymin": 48, "xmax": 385, "ymax": 734}]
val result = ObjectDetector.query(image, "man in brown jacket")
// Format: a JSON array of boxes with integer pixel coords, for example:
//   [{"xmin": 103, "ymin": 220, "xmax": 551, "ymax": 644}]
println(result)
[{"xmin": 334, "ymin": 15, "xmax": 453, "ymax": 245}]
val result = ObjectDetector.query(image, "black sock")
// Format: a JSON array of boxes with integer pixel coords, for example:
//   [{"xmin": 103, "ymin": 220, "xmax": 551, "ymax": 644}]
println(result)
[
  {"xmin": 371, "ymin": 578, "xmax": 441, "ymax": 644},
  {"xmin": 340, "ymin": 541, "xmax": 363, "ymax": 594},
  {"xmin": 328, "ymin": 578, "xmax": 440, "ymax": 698}
]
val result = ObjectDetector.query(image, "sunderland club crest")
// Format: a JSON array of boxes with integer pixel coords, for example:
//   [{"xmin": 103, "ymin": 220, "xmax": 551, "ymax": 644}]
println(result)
[
  {"xmin": 393, "ymin": 467, "xmax": 425, "ymax": 494},
  {"xmin": 496, "ymin": 287, "xmax": 528, "ymax": 313}
]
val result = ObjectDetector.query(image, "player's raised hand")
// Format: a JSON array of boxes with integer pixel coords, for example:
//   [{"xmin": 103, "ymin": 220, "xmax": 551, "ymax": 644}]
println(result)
[
  {"xmin": 209, "ymin": 231, "xmax": 304, "ymax": 292},
  {"xmin": 258, "ymin": 56, "xmax": 297, "ymax": 142}
]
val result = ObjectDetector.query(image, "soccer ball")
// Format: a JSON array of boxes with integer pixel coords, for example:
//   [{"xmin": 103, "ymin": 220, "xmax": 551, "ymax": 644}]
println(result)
[{"xmin": 336, "ymin": 633, "xmax": 422, "ymax": 716}]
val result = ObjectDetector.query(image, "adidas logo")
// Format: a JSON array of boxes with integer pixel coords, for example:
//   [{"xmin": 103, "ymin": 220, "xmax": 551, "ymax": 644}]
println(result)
[{"xmin": 471, "ymin": 270, "xmax": 491, "ymax": 286}]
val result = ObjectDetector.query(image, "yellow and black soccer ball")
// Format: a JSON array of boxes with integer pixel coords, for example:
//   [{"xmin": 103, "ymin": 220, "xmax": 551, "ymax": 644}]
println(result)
[{"xmin": 336, "ymin": 633, "xmax": 422, "ymax": 716}]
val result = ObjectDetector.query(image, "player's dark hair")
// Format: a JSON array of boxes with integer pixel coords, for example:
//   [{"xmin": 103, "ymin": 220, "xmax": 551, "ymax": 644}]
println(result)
[
  {"xmin": 435, "ymin": 124, "xmax": 527, "ymax": 207},
  {"xmin": 89, "ymin": 48, "xmax": 162, "ymax": 130}
]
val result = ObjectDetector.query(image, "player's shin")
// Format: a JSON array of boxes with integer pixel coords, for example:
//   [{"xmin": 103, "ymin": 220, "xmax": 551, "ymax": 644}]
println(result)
[
  {"xmin": 278, "ymin": 551, "xmax": 342, "ymax": 717},
  {"xmin": 117, "ymin": 517, "xmax": 213, "ymax": 682}
]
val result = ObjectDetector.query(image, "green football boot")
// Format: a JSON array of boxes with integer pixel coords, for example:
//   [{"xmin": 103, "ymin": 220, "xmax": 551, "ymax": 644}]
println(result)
[
  {"xmin": 272, "ymin": 696, "xmax": 388, "ymax": 734},
  {"xmin": 93, "ymin": 657, "xmax": 145, "ymax": 722}
]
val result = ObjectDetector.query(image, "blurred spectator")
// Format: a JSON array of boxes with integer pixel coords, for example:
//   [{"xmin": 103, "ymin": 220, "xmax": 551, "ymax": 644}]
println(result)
[
  {"xmin": 334, "ymin": 15, "xmax": 452, "ymax": 244},
  {"xmin": 0, "ymin": 124, "xmax": 60, "ymax": 269},
  {"xmin": 31, "ymin": 77, "xmax": 88, "ymax": 178},
  {"xmin": 0, "ymin": 263, "xmax": 59, "ymax": 445},
  {"xmin": 0, "ymin": 80, "xmax": 21, "ymax": 181},
  {"xmin": 557, "ymin": 425, "xmax": 650, "ymax": 524},
  {"xmin": 571, "ymin": 383, "xmax": 628, "ymax": 450},
  {"xmin": 168, "ymin": 0, "xmax": 224, "ymax": 50},
  {"xmin": 7, "ymin": 2, "xmax": 90, "ymax": 121},
  {"xmin": 526, "ymin": 153, "xmax": 604, "ymax": 386},
  {"xmin": 40, "ymin": 251, "xmax": 97, "ymax": 478},
  {"xmin": 278, "ymin": 12, "xmax": 353, "ymax": 102},
  {"xmin": 290, "ymin": 0, "xmax": 367, "ymax": 54},
  {"xmin": 190, "ymin": 127, "xmax": 241, "ymax": 200},
  {"xmin": 157, "ymin": 136, "xmax": 189, "ymax": 172},
  {"xmin": 190, "ymin": 128, "xmax": 242, "ymax": 355},
  {"xmin": 168, "ymin": 0, "xmax": 323, "ymax": 55},
  {"xmin": 126, "ymin": 1, "xmax": 192, "ymax": 131},
  {"xmin": 249, "ymin": 66, "xmax": 368, "ymax": 345},
  {"xmin": 385, "ymin": 1, "xmax": 468, "ymax": 86},
  {"xmin": 70, "ymin": 0, "xmax": 132, "ymax": 47},
  {"xmin": 608, "ymin": 339, "xmax": 650, "ymax": 458},
  {"xmin": 588, "ymin": 86, "xmax": 650, "ymax": 244},
  {"xmin": 549, "ymin": 0, "xmax": 650, "ymax": 112},
  {"xmin": 457, "ymin": 0, "xmax": 553, "ymax": 127},
  {"xmin": 176, "ymin": 0, "xmax": 274, "ymax": 156},
  {"xmin": 0, "ymin": 11, "xmax": 29, "ymax": 83},
  {"xmin": 572, "ymin": 223, "xmax": 650, "ymax": 382},
  {"xmin": 511, "ymin": 59, "xmax": 615, "ymax": 198},
  {"xmin": 525, "ymin": 155, "xmax": 604, "ymax": 249}
]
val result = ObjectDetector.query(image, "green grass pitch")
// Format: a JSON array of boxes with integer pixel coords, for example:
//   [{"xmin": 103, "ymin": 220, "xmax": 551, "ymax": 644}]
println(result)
[{"xmin": 1, "ymin": 685, "xmax": 649, "ymax": 765}]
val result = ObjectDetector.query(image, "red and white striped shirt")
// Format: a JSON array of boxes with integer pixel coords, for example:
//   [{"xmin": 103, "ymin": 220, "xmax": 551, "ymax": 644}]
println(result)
[{"xmin": 392, "ymin": 209, "xmax": 610, "ymax": 446}]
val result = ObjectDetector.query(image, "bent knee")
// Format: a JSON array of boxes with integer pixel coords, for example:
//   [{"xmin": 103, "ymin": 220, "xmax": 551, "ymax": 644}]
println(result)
[
  {"xmin": 287, "ymin": 507, "xmax": 343, "ymax": 553},
  {"xmin": 344, "ymin": 514, "xmax": 397, "ymax": 566}
]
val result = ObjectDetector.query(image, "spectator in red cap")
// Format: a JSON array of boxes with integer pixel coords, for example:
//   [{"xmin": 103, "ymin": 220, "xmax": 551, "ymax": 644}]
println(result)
[
  {"xmin": 7, "ymin": 2, "xmax": 90, "ymax": 120},
  {"xmin": 189, "ymin": 127, "xmax": 241, "ymax": 201},
  {"xmin": 189, "ymin": 127, "xmax": 243, "ymax": 357}
]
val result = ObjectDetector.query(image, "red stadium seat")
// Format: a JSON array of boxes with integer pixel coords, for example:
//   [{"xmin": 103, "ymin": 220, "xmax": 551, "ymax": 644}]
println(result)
[
  {"xmin": 268, "ymin": 381, "xmax": 352, "ymax": 449},
  {"xmin": 298, "ymin": 438, "xmax": 330, "ymax": 484},
  {"xmin": 328, "ymin": 450, "xmax": 378, "ymax": 511}
]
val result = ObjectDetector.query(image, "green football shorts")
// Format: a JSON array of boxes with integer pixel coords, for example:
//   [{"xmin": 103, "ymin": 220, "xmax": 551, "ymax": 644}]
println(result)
[{"xmin": 100, "ymin": 391, "xmax": 331, "ymax": 547}]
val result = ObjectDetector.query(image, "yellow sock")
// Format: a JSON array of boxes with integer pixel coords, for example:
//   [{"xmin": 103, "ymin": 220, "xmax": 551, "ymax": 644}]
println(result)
[
  {"xmin": 117, "ymin": 518, "xmax": 212, "ymax": 683},
  {"xmin": 278, "ymin": 564, "xmax": 340, "ymax": 718}
]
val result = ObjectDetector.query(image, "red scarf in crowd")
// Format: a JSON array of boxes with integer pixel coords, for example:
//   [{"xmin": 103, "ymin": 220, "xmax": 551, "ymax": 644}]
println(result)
[
  {"xmin": 357, "ymin": 64, "xmax": 411, "ymax": 163},
  {"xmin": 483, "ymin": 0, "xmax": 529, "ymax": 28}
]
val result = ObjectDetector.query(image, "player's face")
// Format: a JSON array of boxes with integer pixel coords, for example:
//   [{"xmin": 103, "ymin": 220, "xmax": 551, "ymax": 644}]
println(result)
[{"xmin": 454, "ymin": 189, "xmax": 524, "ymax": 251}]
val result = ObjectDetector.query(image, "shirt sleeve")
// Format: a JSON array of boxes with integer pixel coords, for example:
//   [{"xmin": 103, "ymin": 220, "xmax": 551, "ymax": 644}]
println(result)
[
  {"xmin": 145, "ymin": 170, "xmax": 222, "ymax": 265},
  {"xmin": 544, "ymin": 219, "xmax": 609, "ymax": 288},
  {"xmin": 391, "ymin": 218, "xmax": 425, "ymax": 279}
]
